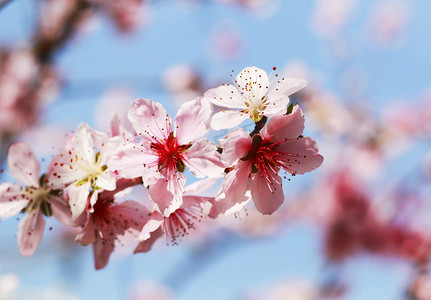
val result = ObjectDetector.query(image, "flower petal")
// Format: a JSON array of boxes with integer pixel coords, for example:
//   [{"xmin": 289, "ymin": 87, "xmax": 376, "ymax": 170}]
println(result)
[
  {"xmin": 138, "ymin": 211, "xmax": 164, "ymax": 241},
  {"xmin": 17, "ymin": 208, "xmax": 45, "ymax": 257},
  {"xmin": 7, "ymin": 142, "xmax": 40, "ymax": 187},
  {"xmin": 95, "ymin": 172, "xmax": 116, "ymax": 191},
  {"xmin": 93, "ymin": 237, "xmax": 115, "ymax": 270},
  {"xmin": 66, "ymin": 181, "xmax": 90, "ymax": 220},
  {"xmin": 260, "ymin": 105, "xmax": 305, "ymax": 142},
  {"xmin": 210, "ymin": 110, "xmax": 249, "ymax": 130},
  {"xmin": 128, "ymin": 98, "xmax": 171, "ymax": 142},
  {"xmin": 262, "ymin": 95, "xmax": 290, "ymax": 116},
  {"xmin": 71, "ymin": 123, "xmax": 96, "ymax": 164},
  {"xmin": 276, "ymin": 136, "xmax": 324, "ymax": 175},
  {"xmin": 0, "ymin": 183, "xmax": 28, "ymax": 218},
  {"xmin": 267, "ymin": 76, "xmax": 308, "ymax": 98},
  {"xmin": 218, "ymin": 127, "xmax": 251, "ymax": 165},
  {"xmin": 183, "ymin": 139, "xmax": 225, "ymax": 178},
  {"xmin": 108, "ymin": 144, "xmax": 159, "ymax": 182},
  {"xmin": 75, "ymin": 215, "xmax": 96, "ymax": 246},
  {"xmin": 148, "ymin": 173, "xmax": 186, "ymax": 217},
  {"xmin": 236, "ymin": 66, "xmax": 269, "ymax": 101},
  {"xmin": 184, "ymin": 177, "xmax": 219, "ymax": 195},
  {"xmin": 210, "ymin": 161, "xmax": 251, "ymax": 216},
  {"xmin": 251, "ymin": 171, "xmax": 285, "ymax": 215},
  {"xmin": 134, "ymin": 227, "xmax": 163, "ymax": 254},
  {"xmin": 50, "ymin": 195, "xmax": 80, "ymax": 227},
  {"xmin": 175, "ymin": 97, "xmax": 212, "ymax": 145},
  {"xmin": 204, "ymin": 84, "xmax": 246, "ymax": 109}
]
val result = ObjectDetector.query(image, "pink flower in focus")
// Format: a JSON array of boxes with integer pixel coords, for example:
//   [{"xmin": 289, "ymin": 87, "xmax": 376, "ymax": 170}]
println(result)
[
  {"xmin": 76, "ymin": 180, "xmax": 149, "ymax": 270},
  {"xmin": 211, "ymin": 105, "xmax": 323, "ymax": 215},
  {"xmin": 0, "ymin": 143, "xmax": 73, "ymax": 256},
  {"xmin": 109, "ymin": 98, "xmax": 225, "ymax": 216},
  {"xmin": 204, "ymin": 66, "xmax": 308, "ymax": 130},
  {"xmin": 48, "ymin": 123, "xmax": 118, "ymax": 220}
]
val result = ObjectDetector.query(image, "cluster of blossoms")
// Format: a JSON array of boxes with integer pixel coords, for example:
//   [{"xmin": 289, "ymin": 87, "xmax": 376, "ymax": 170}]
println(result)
[{"xmin": 0, "ymin": 67, "xmax": 323, "ymax": 269}]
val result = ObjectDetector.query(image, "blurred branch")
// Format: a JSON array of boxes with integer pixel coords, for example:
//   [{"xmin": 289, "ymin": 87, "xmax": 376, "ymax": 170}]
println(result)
[
  {"xmin": 0, "ymin": 0, "xmax": 13, "ymax": 11},
  {"xmin": 32, "ymin": 0, "xmax": 92, "ymax": 65}
]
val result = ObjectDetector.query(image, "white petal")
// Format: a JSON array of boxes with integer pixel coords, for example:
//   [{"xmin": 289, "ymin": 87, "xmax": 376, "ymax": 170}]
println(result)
[
  {"xmin": 267, "ymin": 76, "xmax": 308, "ymax": 98},
  {"xmin": 67, "ymin": 181, "xmax": 90, "ymax": 220},
  {"xmin": 236, "ymin": 67, "xmax": 269, "ymax": 102},
  {"xmin": 204, "ymin": 84, "xmax": 246, "ymax": 109},
  {"xmin": 0, "ymin": 183, "xmax": 28, "ymax": 218},
  {"xmin": 210, "ymin": 110, "xmax": 249, "ymax": 130}
]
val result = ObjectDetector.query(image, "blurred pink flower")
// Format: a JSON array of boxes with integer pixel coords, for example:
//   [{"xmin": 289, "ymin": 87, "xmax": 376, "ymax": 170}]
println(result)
[
  {"xmin": 366, "ymin": 0, "xmax": 410, "ymax": 48},
  {"xmin": 0, "ymin": 143, "xmax": 73, "ymax": 256}
]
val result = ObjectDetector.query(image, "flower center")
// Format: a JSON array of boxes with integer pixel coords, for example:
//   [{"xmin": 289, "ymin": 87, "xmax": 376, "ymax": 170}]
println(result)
[
  {"xmin": 24, "ymin": 185, "xmax": 52, "ymax": 216},
  {"xmin": 75, "ymin": 152, "xmax": 108, "ymax": 189},
  {"xmin": 161, "ymin": 206, "xmax": 206, "ymax": 245},
  {"xmin": 150, "ymin": 133, "xmax": 191, "ymax": 174}
]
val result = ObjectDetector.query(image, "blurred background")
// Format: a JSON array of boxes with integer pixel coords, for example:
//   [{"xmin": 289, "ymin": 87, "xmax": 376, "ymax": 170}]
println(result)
[{"xmin": 0, "ymin": 0, "xmax": 431, "ymax": 299}]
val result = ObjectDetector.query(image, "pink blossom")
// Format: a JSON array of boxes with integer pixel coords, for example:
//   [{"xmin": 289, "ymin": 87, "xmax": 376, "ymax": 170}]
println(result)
[
  {"xmin": 211, "ymin": 105, "xmax": 323, "ymax": 215},
  {"xmin": 48, "ymin": 123, "xmax": 118, "ymax": 220},
  {"xmin": 0, "ymin": 143, "xmax": 73, "ymax": 256},
  {"xmin": 109, "ymin": 98, "xmax": 225, "ymax": 216},
  {"xmin": 204, "ymin": 66, "xmax": 308, "ymax": 130},
  {"xmin": 75, "ymin": 179, "xmax": 149, "ymax": 270}
]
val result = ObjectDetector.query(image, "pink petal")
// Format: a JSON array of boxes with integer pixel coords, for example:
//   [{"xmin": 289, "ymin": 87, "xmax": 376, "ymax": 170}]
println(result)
[
  {"xmin": 66, "ymin": 181, "xmax": 90, "ymax": 220},
  {"xmin": 0, "ymin": 183, "xmax": 28, "ymax": 218},
  {"xmin": 276, "ymin": 136, "xmax": 324, "ymax": 175},
  {"xmin": 251, "ymin": 171, "xmax": 285, "ymax": 215},
  {"xmin": 134, "ymin": 227, "xmax": 163, "ymax": 253},
  {"xmin": 267, "ymin": 76, "xmax": 308, "ymax": 98},
  {"xmin": 175, "ymin": 97, "xmax": 212, "ymax": 145},
  {"xmin": 128, "ymin": 98, "xmax": 171, "ymax": 142},
  {"xmin": 75, "ymin": 215, "xmax": 96, "ymax": 246},
  {"xmin": 210, "ymin": 110, "xmax": 249, "ymax": 130},
  {"xmin": 260, "ymin": 105, "xmax": 305, "ymax": 142},
  {"xmin": 138, "ymin": 211, "xmax": 164, "ymax": 241},
  {"xmin": 148, "ymin": 174, "xmax": 186, "ymax": 216},
  {"xmin": 210, "ymin": 161, "xmax": 251, "ymax": 216},
  {"xmin": 17, "ymin": 208, "xmax": 45, "ymax": 257},
  {"xmin": 93, "ymin": 237, "xmax": 115, "ymax": 270},
  {"xmin": 50, "ymin": 195, "xmax": 82, "ymax": 227},
  {"xmin": 204, "ymin": 84, "xmax": 246, "ymax": 109},
  {"xmin": 184, "ymin": 177, "xmax": 219, "ymax": 195},
  {"xmin": 181, "ymin": 195, "xmax": 213, "ymax": 209},
  {"xmin": 109, "ymin": 200, "xmax": 150, "ymax": 231},
  {"xmin": 218, "ymin": 128, "xmax": 252, "ymax": 165},
  {"xmin": 108, "ymin": 144, "xmax": 159, "ymax": 182},
  {"xmin": 7, "ymin": 142, "xmax": 40, "ymax": 187},
  {"xmin": 183, "ymin": 139, "xmax": 225, "ymax": 178},
  {"xmin": 110, "ymin": 113, "xmax": 134, "ymax": 141}
]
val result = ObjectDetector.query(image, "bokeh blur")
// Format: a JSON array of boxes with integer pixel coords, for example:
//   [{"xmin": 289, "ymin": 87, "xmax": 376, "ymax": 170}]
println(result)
[{"xmin": 0, "ymin": 0, "xmax": 431, "ymax": 299}]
